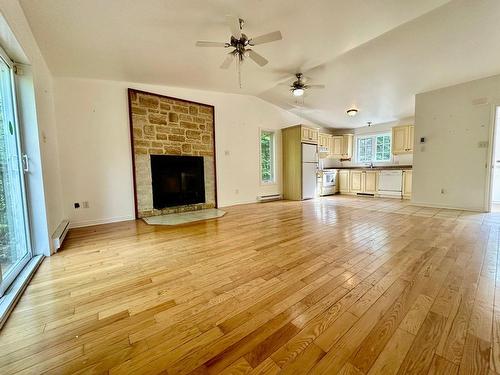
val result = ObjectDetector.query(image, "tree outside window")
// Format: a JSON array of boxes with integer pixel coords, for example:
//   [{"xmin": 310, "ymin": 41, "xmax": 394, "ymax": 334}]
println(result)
[
  {"xmin": 356, "ymin": 133, "xmax": 392, "ymax": 163},
  {"xmin": 260, "ymin": 130, "xmax": 275, "ymax": 184}
]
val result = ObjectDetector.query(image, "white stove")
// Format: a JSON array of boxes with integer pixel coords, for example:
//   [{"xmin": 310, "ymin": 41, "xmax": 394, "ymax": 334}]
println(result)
[{"xmin": 318, "ymin": 169, "xmax": 338, "ymax": 196}]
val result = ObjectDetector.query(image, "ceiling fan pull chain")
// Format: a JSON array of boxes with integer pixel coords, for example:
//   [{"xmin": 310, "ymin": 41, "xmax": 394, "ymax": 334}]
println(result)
[{"xmin": 238, "ymin": 60, "xmax": 242, "ymax": 89}]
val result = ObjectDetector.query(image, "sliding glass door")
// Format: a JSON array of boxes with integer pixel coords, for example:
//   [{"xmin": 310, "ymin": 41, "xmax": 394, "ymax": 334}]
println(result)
[{"xmin": 0, "ymin": 54, "xmax": 31, "ymax": 296}]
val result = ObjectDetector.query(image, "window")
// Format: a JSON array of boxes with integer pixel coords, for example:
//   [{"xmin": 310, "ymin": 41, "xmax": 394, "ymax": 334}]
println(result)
[
  {"xmin": 357, "ymin": 137, "xmax": 373, "ymax": 163},
  {"xmin": 260, "ymin": 130, "xmax": 275, "ymax": 184},
  {"xmin": 356, "ymin": 133, "xmax": 392, "ymax": 163},
  {"xmin": 375, "ymin": 135, "xmax": 391, "ymax": 161}
]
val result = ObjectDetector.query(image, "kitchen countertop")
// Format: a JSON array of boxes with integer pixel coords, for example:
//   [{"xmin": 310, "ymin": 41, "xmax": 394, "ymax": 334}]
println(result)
[{"xmin": 323, "ymin": 165, "xmax": 412, "ymax": 170}]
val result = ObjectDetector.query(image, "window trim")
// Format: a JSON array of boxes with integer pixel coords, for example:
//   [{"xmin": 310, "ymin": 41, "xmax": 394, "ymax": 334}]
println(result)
[
  {"xmin": 259, "ymin": 128, "xmax": 276, "ymax": 185},
  {"xmin": 355, "ymin": 132, "xmax": 393, "ymax": 164}
]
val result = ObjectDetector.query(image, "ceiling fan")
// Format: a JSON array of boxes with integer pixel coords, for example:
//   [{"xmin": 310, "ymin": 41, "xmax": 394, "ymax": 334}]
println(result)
[
  {"xmin": 195, "ymin": 15, "xmax": 282, "ymax": 69},
  {"xmin": 282, "ymin": 73, "xmax": 325, "ymax": 97}
]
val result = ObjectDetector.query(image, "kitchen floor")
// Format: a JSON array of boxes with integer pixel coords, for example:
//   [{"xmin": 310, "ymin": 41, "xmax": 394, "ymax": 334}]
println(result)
[
  {"xmin": 323, "ymin": 194, "xmax": 492, "ymax": 223},
  {"xmin": 0, "ymin": 196, "xmax": 499, "ymax": 374}
]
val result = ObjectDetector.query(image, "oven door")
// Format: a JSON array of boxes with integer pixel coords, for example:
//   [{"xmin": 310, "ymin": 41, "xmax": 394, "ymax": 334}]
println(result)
[{"xmin": 323, "ymin": 172, "xmax": 336, "ymax": 186}]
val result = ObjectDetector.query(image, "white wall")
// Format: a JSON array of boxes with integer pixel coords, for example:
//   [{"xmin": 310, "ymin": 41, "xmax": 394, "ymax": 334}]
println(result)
[
  {"xmin": 54, "ymin": 77, "xmax": 313, "ymax": 227},
  {"xmin": 322, "ymin": 118, "xmax": 414, "ymax": 168},
  {"xmin": 0, "ymin": 1, "xmax": 64, "ymax": 254},
  {"xmin": 413, "ymin": 74, "xmax": 500, "ymax": 211}
]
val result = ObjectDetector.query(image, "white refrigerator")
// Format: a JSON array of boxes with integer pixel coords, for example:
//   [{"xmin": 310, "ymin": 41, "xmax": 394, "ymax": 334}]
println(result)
[{"xmin": 302, "ymin": 143, "xmax": 318, "ymax": 199}]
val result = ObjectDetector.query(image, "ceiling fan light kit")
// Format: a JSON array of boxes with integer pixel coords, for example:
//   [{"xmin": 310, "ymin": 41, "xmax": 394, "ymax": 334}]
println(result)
[
  {"xmin": 288, "ymin": 73, "xmax": 325, "ymax": 98},
  {"xmin": 292, "ymin": 88, "xmax": 305, "ymax": 97},
  {"xmin": 346, "ymin": 108, "xmax": 358, "ymax": 116}
]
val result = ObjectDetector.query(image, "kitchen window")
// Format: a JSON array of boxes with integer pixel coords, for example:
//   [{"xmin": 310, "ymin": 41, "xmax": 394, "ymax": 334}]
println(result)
[
  {"xmin": 356, "ymin": 133, "xmax": 392, "ymax": 163},
  {"xmin": 260, "ymin": 129, "xmax": 275, "ymax": 184}
]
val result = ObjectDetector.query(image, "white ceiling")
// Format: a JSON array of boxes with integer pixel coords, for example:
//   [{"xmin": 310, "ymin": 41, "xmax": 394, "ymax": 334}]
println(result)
[{"xmin": 18, "ymin": 0, "xmax": 500, "ymax": 127}]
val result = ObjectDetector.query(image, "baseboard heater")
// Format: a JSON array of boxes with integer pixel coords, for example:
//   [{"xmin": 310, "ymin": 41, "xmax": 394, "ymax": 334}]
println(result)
[
  {"xmin": 257, "ymin": 194, "xmax": 282, "ymax": 202},
  {"xmin": 52, "ymin": 219, "xmax": 70, "ymax": 252}
]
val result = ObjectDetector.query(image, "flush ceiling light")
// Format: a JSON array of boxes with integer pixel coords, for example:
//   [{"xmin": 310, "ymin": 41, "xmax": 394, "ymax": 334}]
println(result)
[
  {"xmin": 292, "ymin": 88, "xmax": 305, "ymax": 97},
  {"xmin": 346, "ymin": 108, "xmax": 358, "ymax": 116}
]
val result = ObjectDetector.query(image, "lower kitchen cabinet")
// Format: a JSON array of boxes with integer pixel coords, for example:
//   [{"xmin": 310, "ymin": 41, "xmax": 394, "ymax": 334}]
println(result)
[
  {"xmin": 350, "ymin": 170, "xmax": 363, "ymax": 193},
  {"xmin": 350, "ymin": 170, "xmax": 378, "ymax": 194},
  {"xmin": 364, "ymin": 171, "xmax": 378, "ymax": 194},
  {"xmin": 339, "ymin": 170, "xmax": 350, "ymax": 193},
  {"xmin": 403, "ymin": 170, "xmax": 412, "ymax": 199},
  {"xmin": 329, "ymin": 168, "xmax": 411, "ymax": 199}
]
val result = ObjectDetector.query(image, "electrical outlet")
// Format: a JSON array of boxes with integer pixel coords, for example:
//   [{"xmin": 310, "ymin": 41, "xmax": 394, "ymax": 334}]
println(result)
[
  {"xmin": 440, "ymin": 188, "xmax": 445, "ymax": 194},
  {"xmin": 235, "ymin": 189, "xmax": 239, "ymax": 194},
  {"xmin": 82, "ymin": 201, "xmax": 89, "ymax": 208}
]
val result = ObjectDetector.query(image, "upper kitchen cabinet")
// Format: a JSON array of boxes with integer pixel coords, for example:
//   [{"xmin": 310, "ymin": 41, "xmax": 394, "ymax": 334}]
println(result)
[
  {"xmin": 392, "ymin": 125, "xmax": 414, "ymax": 154},
  {"xmin": 319, "ymin": 133, "xmax": 332, "ymax": 157},
  {"xmin": 318, "ymin": 133, "xmax": 331, "ymax": 148},
  {"xmin": 301, "ymin": 126, "xmax": 319, "ymax": 144},
  {"xmin": 341, "ymin": 134, "xmax": 353, "ymax": 159},
  {"xmin": 331, "ymin": 136, "xmax": 343, "ymax": 158},
  {"xmin": 330, "ymin": 134, "xmax": 353, "ymax": 160}
]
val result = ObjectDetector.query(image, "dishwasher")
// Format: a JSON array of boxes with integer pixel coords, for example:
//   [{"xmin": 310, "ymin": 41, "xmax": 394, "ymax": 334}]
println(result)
[{"xmin": 378, "ymin": 170, "xmax": 403, "ymax": 198}]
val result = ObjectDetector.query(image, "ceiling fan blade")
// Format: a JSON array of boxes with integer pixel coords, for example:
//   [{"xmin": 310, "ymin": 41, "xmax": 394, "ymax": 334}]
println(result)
[
  {"xmin": 226, "ymin": 15, "xmax": 241, "ymax": 39},
  {"xmin": 220, "ymin": 53, "xmax": 235, "ymax": 69},
  {"xmin": 249, "ymin": 31, "xmax": 282, "ymax": 45},
  {"xmin": 306, "ymin": 84, "xmax": 326, "ymax": 89},
  {"xmin": 247, "ymin": 50, "xmax": 268, "ymax": 67},
  {"xmin": 195, "ymin": 41, "xmax": 227, "ymax": 47}
]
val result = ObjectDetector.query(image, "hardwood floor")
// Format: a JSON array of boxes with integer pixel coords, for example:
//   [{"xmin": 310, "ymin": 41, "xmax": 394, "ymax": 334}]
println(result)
[{"xmin": 0, "ymin": 195, "xmax": 499, "ymax": 374}]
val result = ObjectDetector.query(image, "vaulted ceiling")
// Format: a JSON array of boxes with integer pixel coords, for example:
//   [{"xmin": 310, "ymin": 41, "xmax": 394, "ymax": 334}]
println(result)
[{"xmin": 19, "ymin": 0, "xmax": 500, "ymax": 127}]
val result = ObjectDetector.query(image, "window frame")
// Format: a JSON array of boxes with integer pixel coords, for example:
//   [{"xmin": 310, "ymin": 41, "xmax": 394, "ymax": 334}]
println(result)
[
  {"xmin": 259, "ymin": 128, "xmax": 276, "ymax": 185},
  {"xmin": 355, "ymin": 132, "xmax": 393, "ymax": 164}
]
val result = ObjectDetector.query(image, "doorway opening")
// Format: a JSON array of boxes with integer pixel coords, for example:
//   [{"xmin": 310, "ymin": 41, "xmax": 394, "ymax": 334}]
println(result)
[{"xmin": 490, "ymin": 106, "xmax": 500, "ymax": 212}]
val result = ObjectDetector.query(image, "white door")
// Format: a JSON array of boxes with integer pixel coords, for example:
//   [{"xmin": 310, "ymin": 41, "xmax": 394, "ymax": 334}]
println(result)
[
  {"xmin": 493, "ymin": 109, "xmax": 500, "ymax": 203},
  {"xmin": 493, "ymin": 159, "xmax": 500, "ymax": 202},
  {"xmin": 302, "ymin": 162, "xmax": 317, "ymax": 199},
  {"xmin": 302, "ymin": 143, "xmax": 317, "ymax": 163}
]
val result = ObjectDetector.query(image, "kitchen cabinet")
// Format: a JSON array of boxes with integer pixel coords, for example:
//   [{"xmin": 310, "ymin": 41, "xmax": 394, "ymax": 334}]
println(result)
[
  {"xmin": 349, "ymin": 170, "xmax": 378, "ymax": 194},
  {"xmin": 402, "ymin": 170, "xmax": 412, "ymax": 199},
  {"xmin": 318, "ymin": 133, "xmax": 330, "ymax": 148},
  {"xmin": 350, "ymin": 170, "xmax": 363, "ymax": 193},
  {"xmin": 330, "ymin": 134, "xmax": 353, "ymax": 159},
  {"xmin": 364, "ymin": 171, "xmax": 378, "ymax": 194},
  {"xmin": 331, "ymin": 136, "xmax": 343, "ymax": 158},
  {"xmin": 392, "ymin": 125, "xmax": 414, "ymax": 154},
  {"xmin": 318, "ymin": 133, "xmax": 332, "ymax": 156},
  {"xmin": 301, "ymin": 126, "xmax": 319, "ymax": 144},
  {"xmin": 339, "ymin": 170, "xmax": 350, "ymax": 193},
  {"xmin": 341, "ymin": 134, "xmax": 353, "ymax": 159}
]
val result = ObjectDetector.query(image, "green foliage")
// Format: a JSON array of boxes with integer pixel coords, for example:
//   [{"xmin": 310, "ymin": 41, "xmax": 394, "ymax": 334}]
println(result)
[{"xmin": 260, "ymin": 131, "xmax": 274, "ymax": 182}]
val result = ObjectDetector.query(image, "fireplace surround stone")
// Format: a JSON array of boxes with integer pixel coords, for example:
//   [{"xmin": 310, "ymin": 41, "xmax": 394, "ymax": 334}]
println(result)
[{"xmin": 128, "ymin": 89, "xmax": 216, "ymax": 218}]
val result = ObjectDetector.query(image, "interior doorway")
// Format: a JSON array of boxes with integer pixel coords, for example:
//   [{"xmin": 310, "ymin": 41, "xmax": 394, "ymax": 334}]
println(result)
[{"xmin": 490, "ymin": 106, "xmax": 500, "ymax": 212}]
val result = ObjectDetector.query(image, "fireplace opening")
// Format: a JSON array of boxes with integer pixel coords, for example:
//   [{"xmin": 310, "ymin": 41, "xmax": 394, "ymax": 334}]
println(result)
[{"xmin": 150, "ymin": 155, "xmax": 206, "ymax": 209}]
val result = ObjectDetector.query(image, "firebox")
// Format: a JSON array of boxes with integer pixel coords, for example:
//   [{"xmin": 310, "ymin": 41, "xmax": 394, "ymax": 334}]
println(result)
[{"xmin": 150, "ymin": 155, "xmax": 205, "ymax": 209}]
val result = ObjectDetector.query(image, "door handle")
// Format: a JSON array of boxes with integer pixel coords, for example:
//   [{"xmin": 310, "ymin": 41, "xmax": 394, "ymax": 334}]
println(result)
[{"xmin": 22, "ymin": 154, "xmax": 29, "ymax": 173}]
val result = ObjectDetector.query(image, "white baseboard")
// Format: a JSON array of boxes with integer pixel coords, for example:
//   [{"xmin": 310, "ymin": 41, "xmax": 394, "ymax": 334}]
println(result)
[
  {"xmin": 69, "ymin": 215, "xmax": 135, "ymax": 228},
  {"xmin": 410, "ymin": 201, "xmax": 485, "ymax": 212}
]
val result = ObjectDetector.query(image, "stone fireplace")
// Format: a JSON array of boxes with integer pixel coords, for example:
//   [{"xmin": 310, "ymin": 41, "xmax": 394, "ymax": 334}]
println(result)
[{"xmin": 128, "ymin": 89, "xmax": 216, "ymax": 218}]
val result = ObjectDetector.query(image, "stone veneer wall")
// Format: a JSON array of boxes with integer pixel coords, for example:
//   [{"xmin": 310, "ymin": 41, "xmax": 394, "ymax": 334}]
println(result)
[{"xmin": 128, "ymin": 89, "xmax": 216, "ymax": 218}]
